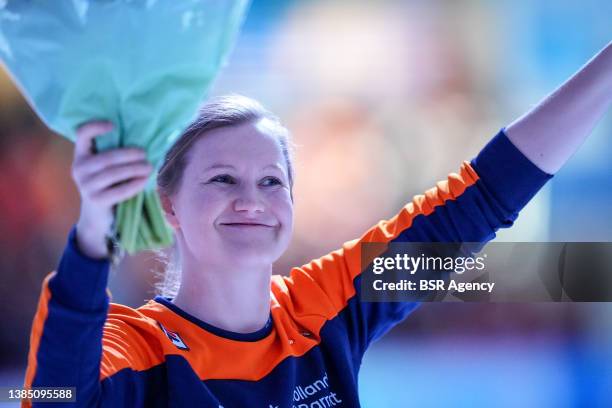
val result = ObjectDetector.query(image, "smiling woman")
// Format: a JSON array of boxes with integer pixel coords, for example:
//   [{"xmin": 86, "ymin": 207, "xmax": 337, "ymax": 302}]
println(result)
[
  {"xmin": 155, "ymin": 96, "xmax": 295, "ymax": 334},
  {"xmin": 22, "ymin": 41, "xmax": 612, "ymax": 408},
  {"xmin": 154, "ymin": 96, "xmax": 295, "ymax": 323}
]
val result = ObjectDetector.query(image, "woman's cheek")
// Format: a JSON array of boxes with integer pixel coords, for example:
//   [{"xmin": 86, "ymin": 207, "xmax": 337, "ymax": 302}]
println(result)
[
  {"xmin": 180, "ymin": 192, "xmax": 216, "ymax": 230},
  {"xmin": 193, "ymin": 187, "xmax": 224, "ymax": 207},
  {"xmin": 272, "ymin": 190, "xmax": 294, "ymax": 223},
  {"xmin": 268, "ymin": 187, "xmax": 290, "ymax": 203}
]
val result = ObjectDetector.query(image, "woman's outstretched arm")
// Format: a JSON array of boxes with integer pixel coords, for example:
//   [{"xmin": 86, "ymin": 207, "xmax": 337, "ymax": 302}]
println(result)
[{"xmin": 505, "ymin": 41, "xmax": 612, "ymax": 174}]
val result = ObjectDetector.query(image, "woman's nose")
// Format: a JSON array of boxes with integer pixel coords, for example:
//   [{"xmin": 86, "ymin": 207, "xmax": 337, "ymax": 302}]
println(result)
[{"xmin": 233, "ymin": 186, "xmax": 264, "ymax": 213}]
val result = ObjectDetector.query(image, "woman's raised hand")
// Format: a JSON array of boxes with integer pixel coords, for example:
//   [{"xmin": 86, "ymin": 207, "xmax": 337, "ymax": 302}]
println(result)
[{"xmin": 72, "ymin": 121, "xmax": 152, "ymax": 259}]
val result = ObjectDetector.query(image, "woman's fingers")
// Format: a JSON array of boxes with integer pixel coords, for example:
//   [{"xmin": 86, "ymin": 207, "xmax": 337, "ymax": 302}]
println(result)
[
  {"xmin": 91, "ymin": 176, "xmax": 150, "ymax": 207},
  {"xmin": 72, "ymin": 120, "xmax": 152, "ymax": 256},
  {"xmin": 82, "ymin": 161, "xmax": 153, "ymax": 196},
  {"xmin": 74, "ymin": 121, "xmax": 114, "ymax": 157},
  {"xmin": 74, "ymin": 148, "xmax": 147, "ymax": 180}
]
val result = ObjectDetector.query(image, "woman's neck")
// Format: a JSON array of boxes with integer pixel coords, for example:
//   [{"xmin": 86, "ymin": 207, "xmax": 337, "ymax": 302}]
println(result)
[{"xmin": 171, "ymin": 259, "xmax": 272, "ymax": 334}]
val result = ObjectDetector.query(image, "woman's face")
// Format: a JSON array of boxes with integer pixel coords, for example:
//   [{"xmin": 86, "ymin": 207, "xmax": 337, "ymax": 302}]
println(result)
[{"xmin": 167, "ymin": 119, "xmax": 294, "ymax": 269}]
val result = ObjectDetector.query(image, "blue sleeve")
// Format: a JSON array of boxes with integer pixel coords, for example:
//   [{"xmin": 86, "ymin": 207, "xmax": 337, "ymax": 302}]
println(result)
[
  {"xmin": 25, "ymin": 226, "xmax": 110, "ymax": 407},
  {"xmin": 345, "ymin": 129, "xmax": 553, "ymax": 356},
  {"xmin": 395, "ymin": 129, "xmax": 553, "ymax": 243}
]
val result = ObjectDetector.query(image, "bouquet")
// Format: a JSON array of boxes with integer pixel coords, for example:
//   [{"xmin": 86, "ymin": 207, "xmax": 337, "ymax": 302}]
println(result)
[{"xmin": 0, "ymin": 0, "xmax": 250, "ymax": 254}]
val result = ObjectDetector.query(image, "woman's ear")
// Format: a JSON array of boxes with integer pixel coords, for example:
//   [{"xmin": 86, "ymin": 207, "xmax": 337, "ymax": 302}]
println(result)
[{"xmin": 158, "ymin": 190, "xmax": 180, "ymax": 229}]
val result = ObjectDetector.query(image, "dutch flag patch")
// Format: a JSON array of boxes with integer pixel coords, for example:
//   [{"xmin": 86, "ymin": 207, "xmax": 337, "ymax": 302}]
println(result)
[{"xmin": 158, "ymin": 322, "xmax": 190, "ymax": 351}]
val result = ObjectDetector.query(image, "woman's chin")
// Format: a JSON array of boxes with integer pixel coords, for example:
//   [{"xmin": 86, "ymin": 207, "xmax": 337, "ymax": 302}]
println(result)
[{"xmin": 219, "ymin": 238, "xmax": 280, "ymax": 264}]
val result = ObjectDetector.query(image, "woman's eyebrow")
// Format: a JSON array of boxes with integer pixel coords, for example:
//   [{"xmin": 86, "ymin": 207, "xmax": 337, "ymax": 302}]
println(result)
[
  {"xmin": 201, "ymin": 163, "xmax": 285, "ymax": 173},
  {"xmin": 263, "ymin": 164, "xmax": 289, "ymax": 177},
  {"xmin": 263, "ymin": 164, "xmax": 284, "ymax": 171},
  {"xmin": 202, "ymin": 164, "xmax": 236, "ymax": 172}
]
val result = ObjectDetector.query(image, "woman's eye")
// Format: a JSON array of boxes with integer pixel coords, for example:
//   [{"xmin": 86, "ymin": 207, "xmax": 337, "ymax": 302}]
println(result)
[
  {"xmin": 260, "ymin": 177, "xmax": 282, "ymax": 187},
  {"xmin": 210, "ymin": 174, "xmax": 235, "ymax": 184}
]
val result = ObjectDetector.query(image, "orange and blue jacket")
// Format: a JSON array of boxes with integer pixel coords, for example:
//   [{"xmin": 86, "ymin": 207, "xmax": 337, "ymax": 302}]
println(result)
[{"xmin": 23, "ymin": 130, "xmax": 551, "ymax": 407}]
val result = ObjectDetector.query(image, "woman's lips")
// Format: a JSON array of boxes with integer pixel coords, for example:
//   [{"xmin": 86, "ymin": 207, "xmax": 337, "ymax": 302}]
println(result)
[{"xmin": 219, "ymin": 222, "xmax": 275, "ymax": 228}]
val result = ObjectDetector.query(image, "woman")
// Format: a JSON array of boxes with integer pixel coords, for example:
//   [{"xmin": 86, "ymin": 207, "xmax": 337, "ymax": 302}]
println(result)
[{"xmin": 23, "ymin": 43, "xmax": 611, "ymax": 407}]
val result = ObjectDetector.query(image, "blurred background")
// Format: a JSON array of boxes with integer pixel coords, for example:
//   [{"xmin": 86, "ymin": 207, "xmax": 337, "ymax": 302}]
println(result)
[{"xmin": 1, "ymin": 0, "xmax": 611, "ymax": 407}]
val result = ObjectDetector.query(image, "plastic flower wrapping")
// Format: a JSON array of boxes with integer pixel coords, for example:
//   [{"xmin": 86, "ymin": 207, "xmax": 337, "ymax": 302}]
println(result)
[{"xmin": 0, "ymin": 0, "xmax": 250, "ymax": 254}]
